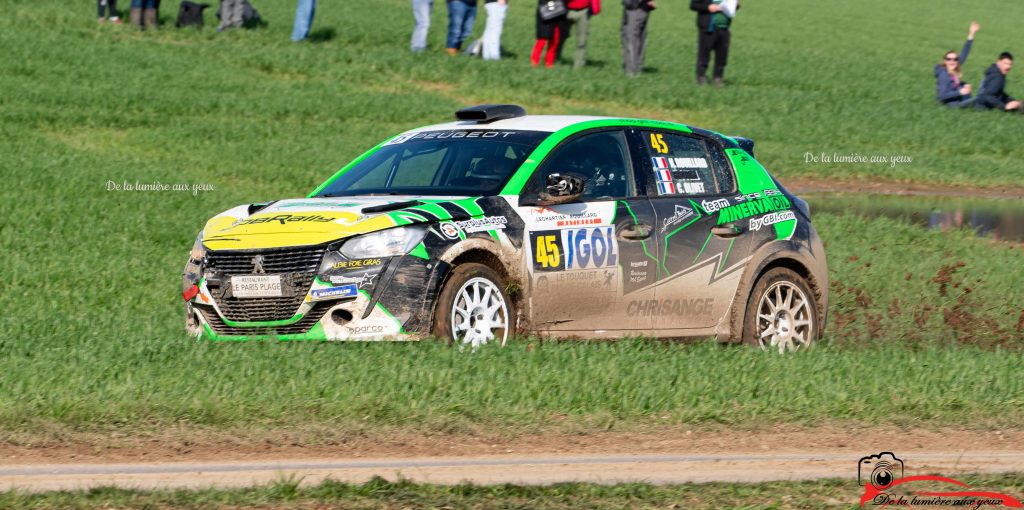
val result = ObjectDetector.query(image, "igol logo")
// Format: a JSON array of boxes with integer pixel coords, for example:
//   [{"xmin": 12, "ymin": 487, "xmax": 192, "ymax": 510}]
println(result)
[{"xmin": 238, "ymin": 214, "xmax": 335, "ymax": 226}]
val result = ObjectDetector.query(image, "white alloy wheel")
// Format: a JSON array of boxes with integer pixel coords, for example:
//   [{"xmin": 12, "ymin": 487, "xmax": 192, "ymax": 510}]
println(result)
[
  {"xmin": 754, "ymin": 280, "xmax": 814, "ymax": 353},
  {"xmin": 450, "ymin": 276, "xmax": 509, "ymax": 349}
]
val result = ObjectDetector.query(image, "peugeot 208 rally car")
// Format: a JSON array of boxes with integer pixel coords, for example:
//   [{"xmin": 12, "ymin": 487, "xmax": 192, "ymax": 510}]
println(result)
[{"xmin": 183, "ymin": 105, "xmax": 828, "ymax": 352}]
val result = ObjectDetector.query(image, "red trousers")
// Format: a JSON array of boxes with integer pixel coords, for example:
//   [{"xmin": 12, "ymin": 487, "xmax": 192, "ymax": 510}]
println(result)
[{"xmin": 531, "ymin": 27, "xmax": 561, "ymax": 67}]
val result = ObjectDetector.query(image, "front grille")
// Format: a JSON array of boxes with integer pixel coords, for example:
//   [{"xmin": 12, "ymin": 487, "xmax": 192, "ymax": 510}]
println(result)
[
  {"xmin": 206, "ymin": 246, "xmax": 327, "ymax": 275},
  {"xmin": 217, "ymin": 294, "xmax": 310, "ymax": 322},
  {"xmin": 195, "ymin": 302, "xmax": 333, "ymax": 336},
  {"xmin": 205, "ymin": 245, "xmax": 327, "ymax": 322}
]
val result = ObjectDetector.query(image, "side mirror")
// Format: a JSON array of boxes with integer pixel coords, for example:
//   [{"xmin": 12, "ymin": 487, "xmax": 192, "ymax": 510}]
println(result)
[{"xmin": 536, "ymin": 173, "xmax": 586, "ymax": 205}]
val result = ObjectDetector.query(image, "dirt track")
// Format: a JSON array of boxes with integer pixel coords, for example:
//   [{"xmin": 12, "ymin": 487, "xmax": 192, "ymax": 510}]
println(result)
[{"xmin": 2, "ymin": 427, "xmax": 1022, "ymax": 492}]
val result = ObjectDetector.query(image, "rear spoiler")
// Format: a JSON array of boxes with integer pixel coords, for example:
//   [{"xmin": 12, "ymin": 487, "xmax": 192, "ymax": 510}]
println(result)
[{"xmin": 731, "ymin": 136, "xmax": 755, "ymax": 157}]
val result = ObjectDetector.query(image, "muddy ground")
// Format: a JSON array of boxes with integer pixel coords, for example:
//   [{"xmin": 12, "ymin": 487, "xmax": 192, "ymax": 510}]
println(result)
[{"xmin": 2, "ymin": 426, "xmax": 1019, "ymax": 465}]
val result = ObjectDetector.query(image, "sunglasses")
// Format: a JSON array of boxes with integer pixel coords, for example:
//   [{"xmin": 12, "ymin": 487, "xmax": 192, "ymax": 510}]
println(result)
[{"xmin": 945, "ymin": 56, "xmax": 959, "ymax": 62}]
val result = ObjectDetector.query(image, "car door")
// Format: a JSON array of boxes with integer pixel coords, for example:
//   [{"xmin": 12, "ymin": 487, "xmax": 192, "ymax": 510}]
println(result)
[
  {"xmin": 629, "ymin": 129, "xmax": 752, "ymax": 331},
  {"xmin": 516, "ymin": 128, "xmax": 659, "ymax": 334}
]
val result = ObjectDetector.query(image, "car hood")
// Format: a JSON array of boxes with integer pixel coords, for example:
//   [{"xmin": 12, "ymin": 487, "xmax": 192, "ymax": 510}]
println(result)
[{"xmin": 201, "ymin": 196, "xmax": 473, "ymax": 251}]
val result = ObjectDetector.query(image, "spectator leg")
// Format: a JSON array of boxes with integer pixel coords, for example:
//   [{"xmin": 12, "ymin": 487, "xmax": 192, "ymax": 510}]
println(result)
[
  {"xmin": 622, "ymin": 9, "xmax": 647, "ymax": 75},
  {"xmin": 482, "ymin": 2, "xmax": 506, "ymax": 60},
  {"xmin": 569, "ymin": 10, "xmax": 590, "ymax": 68},
  {"xmin": 290, "ymin": 0, "xmax": 316, "ymax": 41},
  {"xmin": 446, "ymin": 1, "xmax": 466, "ymax": 50},
  {"xmin": 544, "ymin": 27, "xmax": 561, "ymax": 67},
  {"xmin": 411, "ymin": 0, "xmax": 433, "ymax": 52},
  {"xmin": 697, "ymin": 30, "xmax": 713, "ymax": 79},
  {"xmin": 130, "ymin": 0, "xmax": 143, "ymax": 27},
  {"xmin": 621, "ymin": 11, "xmax": 634, "ymax": 74},
  {"xmin": 531, "ymin": 39, "xmax": 546, "ymax": 66},
  {"xmin": 712, "ymin": 29, "xmax": 730, "ymax": 79},
  {"xmin": 458, "ymin": 3, "xmax": 476, "ymax": 50},
  {"xmin": 636, "ymin": 10, "xmax": 648, "ymax": 72}
]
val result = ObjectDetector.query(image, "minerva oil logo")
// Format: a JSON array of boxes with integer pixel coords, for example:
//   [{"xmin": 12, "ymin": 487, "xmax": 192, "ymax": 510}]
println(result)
[
  {"xmin": 716, "ymin": 195, "xmax": 790, "ymax": 225},
  {"xmin": 858, "ymin": 452, "xmax": 1022, "ymax": 508}
]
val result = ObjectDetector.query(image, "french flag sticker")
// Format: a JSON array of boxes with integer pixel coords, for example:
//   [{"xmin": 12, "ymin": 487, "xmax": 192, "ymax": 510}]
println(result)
[
  {"xmin": 651, "ymin": 157, "xmax": 669, "ymax": 169},
  {"xmin": 658, "ymin": 181, "xmax": 677, "ymax": 194},
  {"xmin": 655, "ymin": 169, "xmax": 673, "ymax": 182}
]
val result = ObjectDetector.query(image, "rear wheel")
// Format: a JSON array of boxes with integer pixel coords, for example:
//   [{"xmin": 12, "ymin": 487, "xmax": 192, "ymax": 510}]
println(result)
[
  {"xmin": 433, "ymin": 263, "xmax": 514, "ymax": 348},
  {"xmin": 742, "ymin": 268, "xmax": 817, "ymax": 353}
]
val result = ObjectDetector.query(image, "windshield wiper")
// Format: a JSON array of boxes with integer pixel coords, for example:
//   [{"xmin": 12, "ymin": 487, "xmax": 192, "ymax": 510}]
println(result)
[
  {"xmin": 320, "ymin": 191, "xmax": 403, "ymax": 198},
  {"xmin": 361, "ymin": 200, "xmax": 424, "ymax": 214}
]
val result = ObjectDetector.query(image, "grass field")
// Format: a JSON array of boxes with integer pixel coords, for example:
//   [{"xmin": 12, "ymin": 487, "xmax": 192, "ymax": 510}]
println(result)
[
  {"xmin": 1, "ymin": 0, "xmax": 1023, "ymax": 442},
  {"xmin": 3, "ymin": 473, "xmax": 1024, "ymax": 509}
]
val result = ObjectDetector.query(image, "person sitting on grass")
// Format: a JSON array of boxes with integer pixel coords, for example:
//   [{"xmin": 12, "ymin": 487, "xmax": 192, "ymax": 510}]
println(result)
[
  {"xmin": 975, "ymin": 52, "xmax": 1023, "ymax": 113},
  {"xmin": 935, "ymin": 22, "xmax": 979, "ymax": 108}
]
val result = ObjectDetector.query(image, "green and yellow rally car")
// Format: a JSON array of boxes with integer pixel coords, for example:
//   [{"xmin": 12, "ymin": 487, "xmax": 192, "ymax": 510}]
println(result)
[{"xmin": 183, "ymin": 105, "xmax": 828, "ymax": 352}]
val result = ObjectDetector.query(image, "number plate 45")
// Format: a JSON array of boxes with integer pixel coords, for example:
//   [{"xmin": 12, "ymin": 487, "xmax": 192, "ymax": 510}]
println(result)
[{"xmin": 531, "ymin": 227, "xmax": 618, "ymax": 272}]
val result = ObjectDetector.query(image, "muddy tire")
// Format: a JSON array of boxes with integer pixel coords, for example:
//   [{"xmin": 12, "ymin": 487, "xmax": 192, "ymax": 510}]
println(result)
[
  {"xmin": 742, "ymin": 268, "xmax": 817, "ymax": 353},
  {"xmin": 432, "ymin": 263, "xmax": 515, "ymax": 348}
]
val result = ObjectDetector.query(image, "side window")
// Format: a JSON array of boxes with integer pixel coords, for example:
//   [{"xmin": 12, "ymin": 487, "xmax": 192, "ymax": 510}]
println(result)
[
  {"xmin": 640, "ymin": 131, "xmax": 717, "ymax": 196},
  {"xmin": 707, "ymin": 143, "xmax": 736, "ymax": 194},
  {"xmin": 534, "ymin": 130, "xmax": 634, "ymax": 200}
]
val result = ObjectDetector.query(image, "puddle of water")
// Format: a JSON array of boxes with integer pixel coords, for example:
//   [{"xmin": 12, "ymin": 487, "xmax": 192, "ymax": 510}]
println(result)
[{"xmin": 805, "ymin": 193, "xmax": 1024, "ymax": 243}]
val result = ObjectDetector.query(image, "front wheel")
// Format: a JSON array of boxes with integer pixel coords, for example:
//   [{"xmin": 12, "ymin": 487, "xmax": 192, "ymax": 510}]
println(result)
[
  {"xmin": 432, "ymin": 263, "xmax": 515, "ymax": 348},
  {"xmin": 742, "ymin": 268, "xmax": 818, "ymax": 353}
]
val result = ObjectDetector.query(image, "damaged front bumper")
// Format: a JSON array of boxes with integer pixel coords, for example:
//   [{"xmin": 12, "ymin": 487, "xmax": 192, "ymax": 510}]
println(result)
[{"xmin": 183, "ymin": 241, "xmax": 444, "ymax": 341}]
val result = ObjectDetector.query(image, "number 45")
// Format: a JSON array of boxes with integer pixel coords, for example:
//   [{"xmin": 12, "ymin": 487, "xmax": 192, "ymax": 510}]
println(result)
[
  {"xmin": 535, "ymin": 235, "xmax": 560, "ymax": 268},
  {"xmin": 649, "ymin": 133, "xmax": 668, "ymax": 154}
]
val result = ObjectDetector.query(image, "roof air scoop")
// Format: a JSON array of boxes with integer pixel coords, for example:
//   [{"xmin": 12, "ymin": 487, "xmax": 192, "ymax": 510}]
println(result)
[{"xmin": 455, "ymin": 104, "xmax": 527, "ymax": 123}]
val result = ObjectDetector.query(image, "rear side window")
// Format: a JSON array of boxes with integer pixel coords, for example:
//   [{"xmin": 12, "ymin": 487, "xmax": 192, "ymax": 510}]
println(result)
[
  {"xmin": 640, "ymin": 131, "xmax": 721, "ymax": 196},
  {"xmin": 707, "ymin": 143, "xmax": 736, "ymax": 194}
]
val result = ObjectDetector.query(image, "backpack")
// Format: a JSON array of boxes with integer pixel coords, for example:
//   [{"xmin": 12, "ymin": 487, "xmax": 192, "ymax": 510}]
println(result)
[
  {"xmin": 176, "ymin": 1, "xmax": 210, "ymax": 28},
  {"xmin": 217, "ymin": 0, "xmax": 263, "ymax": 29}
]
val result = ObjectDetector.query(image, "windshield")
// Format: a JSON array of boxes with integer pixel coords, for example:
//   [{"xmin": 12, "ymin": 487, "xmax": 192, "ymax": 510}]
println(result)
[{"xmin": 316, "ymin": 130, "xmax": 549, "ymax": 197}]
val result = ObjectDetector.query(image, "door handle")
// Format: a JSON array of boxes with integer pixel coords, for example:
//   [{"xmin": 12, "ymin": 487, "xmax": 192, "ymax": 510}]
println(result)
[
  {"xmin": 711, "ymin": 224, "xmax": 743, "ymax": 238},
  {"xmin": 620, "ymin": 223, "xmax": 652, "ymax": 240}
]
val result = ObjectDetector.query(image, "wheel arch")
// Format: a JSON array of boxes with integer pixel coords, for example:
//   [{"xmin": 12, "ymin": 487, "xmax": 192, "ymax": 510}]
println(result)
[
  {"xmin": 431, "ymin": 240, "xmax": 522, "ymax": 334},
  {"xmin": 726, "ymin": 250, "xmax": 828, "ymax": 343}
]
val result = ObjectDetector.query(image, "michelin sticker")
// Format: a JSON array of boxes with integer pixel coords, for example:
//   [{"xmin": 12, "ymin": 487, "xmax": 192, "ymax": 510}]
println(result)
[{"xmin": 311, "ymin": 285, "xmax": 358, "ymax": 300}]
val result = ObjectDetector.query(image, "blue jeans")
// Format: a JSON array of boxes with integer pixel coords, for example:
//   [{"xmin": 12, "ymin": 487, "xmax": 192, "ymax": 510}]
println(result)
[
  {"xmin": 445, "ymin": 0, "xmax": 476, "ymax": 50},
  {"xmin": 291, "ymin": 0, "xmax": 316, "ymax": 42},
  {"xmin": 411, "ymin": 0, "xmax": 433, "ymax": 52},
  {"xmin": 131, "ymin": 0, "xmax": 156, "ymax": 7}
]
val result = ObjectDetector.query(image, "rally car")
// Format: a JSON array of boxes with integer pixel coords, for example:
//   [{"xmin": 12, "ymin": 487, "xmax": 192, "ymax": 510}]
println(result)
[{"xmin": 183, "ymin": 104, "xmax": 828, "ymax": 352}]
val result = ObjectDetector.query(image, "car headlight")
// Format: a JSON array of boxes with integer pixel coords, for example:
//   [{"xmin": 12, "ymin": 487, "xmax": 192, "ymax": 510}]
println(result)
[
  {"xmin": 339, "ymin": 225, "xmax": 428, "ymax": 259},
  {"xmin": 189, "ymin": 231, "xmax": 207, "ymax": 263}
]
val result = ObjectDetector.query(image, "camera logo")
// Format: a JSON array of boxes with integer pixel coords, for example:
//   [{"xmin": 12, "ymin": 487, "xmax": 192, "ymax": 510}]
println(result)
[{"xmin": 858, "ymin": 452, "xmax": 904, "ymax": 490}]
